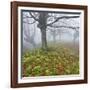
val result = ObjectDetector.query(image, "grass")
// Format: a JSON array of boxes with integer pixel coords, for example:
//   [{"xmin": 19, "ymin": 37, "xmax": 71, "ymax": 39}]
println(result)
[{"xmin": 22, "ymin": 43, "xmax": 79, "ymax": 77}]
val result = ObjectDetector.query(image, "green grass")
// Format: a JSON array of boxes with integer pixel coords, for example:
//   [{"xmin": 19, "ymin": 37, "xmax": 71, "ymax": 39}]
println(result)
[{"xmin": 22, "ymin": 43, "xmax": 79, "ymax": 77}]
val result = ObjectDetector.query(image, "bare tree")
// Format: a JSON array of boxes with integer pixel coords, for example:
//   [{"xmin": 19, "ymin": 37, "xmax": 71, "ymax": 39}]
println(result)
[
  {"xmin": 23, "ymin": 11, "xmax": 80, "ymax": 50},
  {"xmin": 73, "ymin": 29, "xmax": 79, "ymax": 45},
  {"xmin": 23, "ymin": 14, "xmax": 36, "ymax": 49}
]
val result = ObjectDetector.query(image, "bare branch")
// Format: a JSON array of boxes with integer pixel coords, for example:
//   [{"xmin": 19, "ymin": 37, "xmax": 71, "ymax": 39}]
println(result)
[
  {"xmin": 47, "ymin": 16, "xmax": 80, "ymax": 26},
  {"xmin": 23, "ymin": 15, "xmax": 32, "ymax": 19},
  {"xmin": 23, "ymin": 20, "xmax": 36, "ymax": 24},
  {"xmin": 48, "ymin": 25, "xmax": 79, "ymax": 32},
  {"xmin": 29, "ymin": 12, "xmax": 39, "ymax": 21}
]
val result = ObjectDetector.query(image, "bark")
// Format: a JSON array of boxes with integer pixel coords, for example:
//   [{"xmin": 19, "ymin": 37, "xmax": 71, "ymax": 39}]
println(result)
[
  {"xmin": 41, "ymin": 29, "xmax": 47, "ymax": 50},
  {"xmin": 37, "ymin": 12, "xmax": 48, "ymax": 50}
]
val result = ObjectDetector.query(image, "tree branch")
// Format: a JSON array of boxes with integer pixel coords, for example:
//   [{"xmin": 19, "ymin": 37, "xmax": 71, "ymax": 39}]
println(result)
[
  {"xmin": 47, "ymin": 16, "xmax": 80, "ymax": 26},
  {"xmin": 23, "ymin": 20, "xmax": 36, "ymax": 24},
  {"xmin": 48, "ymin": 25, "xmax": 79, "ymax": 31},
  {"xmin": 29, "ymin": 12, "xmax": 39, "ymax": 21},
  {"xmin": 23, "ymin": 15, "xmax": 32, "ymax": 19}
]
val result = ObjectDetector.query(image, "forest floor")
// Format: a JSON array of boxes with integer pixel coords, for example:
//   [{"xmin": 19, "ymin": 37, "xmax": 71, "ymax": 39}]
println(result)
[{"xmin": 22, "ymin": 42, "xmax": 79, "ymax": 77}]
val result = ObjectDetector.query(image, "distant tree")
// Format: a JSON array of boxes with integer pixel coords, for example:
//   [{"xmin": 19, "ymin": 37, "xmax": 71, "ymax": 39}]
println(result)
[
  {"xmin": 23, "ymin": 18, "xmax": 36, "ymax": 48},
  {"xmin": 73, "ymin": 28, "xmax": 79, "ymax": 45}
]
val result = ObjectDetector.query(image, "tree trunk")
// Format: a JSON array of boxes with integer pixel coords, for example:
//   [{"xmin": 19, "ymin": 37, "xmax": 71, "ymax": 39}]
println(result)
[
  {"xmin": 41, "ymin": 29, "xmax": 47, "ymax": 50},
  {"xmin": 53, "ymin": 31, "xmax": 56, "ymax": 43},
  {"xmin": 59, "ymin": 32, "xmax": 61, "ymax": 42},
  {"xmin": 53, "ymin": 35, "xmax": 56, "ymax": 43},
  {"xmin": 73, "ymin": 37, "xmax": 76, "ymax": 48},
  {"xmin": 37, "ymin": 12, "xmax": 48, "ymax": 50}
]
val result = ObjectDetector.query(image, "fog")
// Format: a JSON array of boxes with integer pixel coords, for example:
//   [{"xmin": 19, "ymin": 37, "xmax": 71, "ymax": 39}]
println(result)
[{"xmin": 22, "ymin": 11, "xmax": 80, "ymax": 51}]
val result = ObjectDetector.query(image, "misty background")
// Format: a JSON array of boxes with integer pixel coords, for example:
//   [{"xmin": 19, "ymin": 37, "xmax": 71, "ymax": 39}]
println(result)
[{"xmin": 22, "ymin": 10, "xmax": 80, "ymax": 51}]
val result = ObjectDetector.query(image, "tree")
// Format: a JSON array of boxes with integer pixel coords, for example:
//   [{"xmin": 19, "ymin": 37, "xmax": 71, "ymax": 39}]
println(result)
[
  {"xmin": 37, "ymin": 12, "xmax": 48, "ymax": 50},
  {"xmin": 23, "ymin": 11, "xmax": 80, "ymax": 50},
  {"xmin": 23, "ymin": 14, "xmax": 36, "ymax": 49},
  {"xmin": 73, "ymin": 29, "xmax": 79, "ymax": 46},
  {"xmin": 47, "ymin": 27, "xmax": 58, "ymax": 43},
  {"xmin": 24, "ymin": 25, "xmax": 36, "ymax": 48}
]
